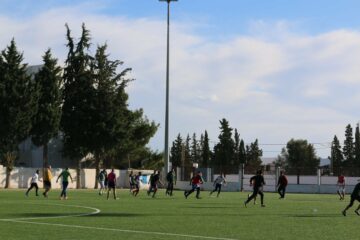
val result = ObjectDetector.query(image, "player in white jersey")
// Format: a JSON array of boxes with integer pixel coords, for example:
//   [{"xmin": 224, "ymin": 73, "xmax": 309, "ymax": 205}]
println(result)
[
  {"xmin": 26, "ymin": 170, "xmax": 42, "ymax": 196},
  {"xmin": 210, "ymin": 173, "xmax": 226, "ymax": 197}
]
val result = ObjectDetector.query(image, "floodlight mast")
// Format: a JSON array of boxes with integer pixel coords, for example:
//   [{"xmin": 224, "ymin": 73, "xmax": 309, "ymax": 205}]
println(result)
[{"xmin": 159, "ymin": 0, "xmax": 177, "ymax": 175}]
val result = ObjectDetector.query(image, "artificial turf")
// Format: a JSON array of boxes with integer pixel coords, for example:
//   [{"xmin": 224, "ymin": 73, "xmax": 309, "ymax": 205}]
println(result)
[{"xmin": 0, "ymin": 189, "xmax": 358, "ymax": 240}]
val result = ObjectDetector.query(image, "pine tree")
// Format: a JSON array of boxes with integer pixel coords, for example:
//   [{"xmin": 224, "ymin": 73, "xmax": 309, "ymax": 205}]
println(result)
[
  {"xmin": 213, "ymin": 118, "xmax": 235, "ymax": 174},
  {"xmin": 239, "ymin": 139, "xmax": 246, "ymax": 165},
  {"xmin": 245, "ymin": 139, "xmax": 263, "ymax": 173},
  {"xmin": 31, "ymin": 49, "xmax": 62, "ymax": 169},
  {"xmin": 61, "ymin": 24, "xmax": 96, "ymax": 188},
  {"xmin": 343, "ymin": 124, "xmax": 354, "ymax": 172},
  {"xmin": 354, "ymin": 124, "xmax": 360, "ymax": 174},
  {"xmin": 190, "ymin": 133, "xmax": 200, "ymax": 164},
  {"xmin": 330, "ymin": 135, "xmax": 343, "ymax": 176},
  {"xmin": 170, "ymin": 134, "xmax": 183, "ymax": 169},
  {"xmin": 183, "ymin": 134, "xmax": 192, "ymax": 179},
  {"xmin": 0, "ymin": 39, "xmax": 37, "ymax": 188},
  {"xmin": 233, "ymin": 128, "xmax": 240, "ymax": 168},
  {"xmin": 201, "ymin": 130, "xmax": 211, "ymax": 168}
]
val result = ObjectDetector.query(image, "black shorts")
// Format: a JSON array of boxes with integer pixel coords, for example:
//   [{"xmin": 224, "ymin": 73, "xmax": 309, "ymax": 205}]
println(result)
[
  {"xmin": 44, "ymin": 181, "xmax": 51, "ymax": 188},
  {"xmin": 108, "ymin": 181, "xmax": 116, "ymax": 189}
]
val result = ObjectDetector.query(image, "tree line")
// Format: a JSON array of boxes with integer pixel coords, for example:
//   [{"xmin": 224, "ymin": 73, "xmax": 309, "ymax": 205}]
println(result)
[
  {"xmin": 330, "ymin": 123, "xmax": 360, "ymax": 176},
  {"xmin": 0, "ymin": 24, "xmax": 159, "ymax": 188},
  {"xmin": 170, "ymin": 118, "xmax": 263, "ymax": 178}
]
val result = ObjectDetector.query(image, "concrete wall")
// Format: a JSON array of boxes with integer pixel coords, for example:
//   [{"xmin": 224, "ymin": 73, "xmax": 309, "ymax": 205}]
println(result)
[{"xmin": 0, "ymin": 165, "xmax": 154, "ymax": 190}]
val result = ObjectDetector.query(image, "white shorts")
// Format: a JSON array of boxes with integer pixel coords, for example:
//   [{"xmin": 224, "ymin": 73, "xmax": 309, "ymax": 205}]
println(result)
[{"xmin": 99, "ymin": 181, "xmax": 105, "ymax": 188}]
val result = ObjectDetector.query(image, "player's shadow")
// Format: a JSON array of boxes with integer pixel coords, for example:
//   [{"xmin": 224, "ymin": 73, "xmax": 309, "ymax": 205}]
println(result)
[{"xmin": 185, "ymin": 206, "xmax": 235, "ymax": 209}]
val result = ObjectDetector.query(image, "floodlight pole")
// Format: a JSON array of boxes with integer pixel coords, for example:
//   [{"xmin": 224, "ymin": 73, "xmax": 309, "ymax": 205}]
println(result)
[{"xmin": 160, "ymin": 0, "xmax": 177, "ymax": 175}]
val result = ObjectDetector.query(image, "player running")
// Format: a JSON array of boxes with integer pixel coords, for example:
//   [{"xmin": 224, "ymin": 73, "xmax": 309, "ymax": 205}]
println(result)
[
  {"xmin": 244, "ymin": 170, "xmax": 266, "ymax": 207},
  {"xmin": 166, "ymin": 169, "xmax": 176, "ymax": 196},
  {"xmin": 277, "ymin": 171, "xmax": 288, "ymax": 199},
  {"xmin": 107, "ymin": 169, "xmax": 117, "ymax": 200},
  {"xmin": 342, "ymin": 180, "xmax": 360, "ymax": 216},
  {"xmin": 42, "ymin": 165, "xmax": 53, "ymax": 198},
  {"xmin": 148, "ymin": 170, "xmax": 162, "ymax": 198},
  {"xmin": 184, "ymin": 171, "xmax": 204, "ymax": 199},
  {"xmin": 56, "ymin": 167, "xmax": 73, "ymax": 200},
  {"xmin": 210, "ymin": 173, "xmax": 226, "ymax": 197},
  {"xmin": 26, "ymin": 169, "xmax": 42, "ymax": 197},
  {"xmin": 337, "ymin": 173, "xmax": 346, "ymax": 200},
  {"xmin": 129, "ymin": 170, "xmax": 135, "ymax": 193},
  {"xmin": 131, "ymin": 172, "xmax": 142, "ymax": 197}
]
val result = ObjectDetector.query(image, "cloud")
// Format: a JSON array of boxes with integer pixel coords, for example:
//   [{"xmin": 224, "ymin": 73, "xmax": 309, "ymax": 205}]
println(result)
[{"xmin": 1, "ymin": 4, "xmax": 360, "ymax": 157}]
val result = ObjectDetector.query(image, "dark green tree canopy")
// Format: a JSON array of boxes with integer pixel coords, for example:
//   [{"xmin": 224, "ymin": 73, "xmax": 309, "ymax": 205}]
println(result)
[{"xmin": 31, "ymin": 49, "xmax": 62, "ymax": 147}]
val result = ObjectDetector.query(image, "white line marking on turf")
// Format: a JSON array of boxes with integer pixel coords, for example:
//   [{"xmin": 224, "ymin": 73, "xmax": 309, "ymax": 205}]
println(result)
[
  {"xmin": 0, "ymin": 203, "xmax": 238, "ymax": 240},
  {"xmin": 0, "ymin": 219, "xmax": 239, "ymax": 240},
  {"xmin": 0, "ymin": 203, "xmax": 100, "ymax": 221}
]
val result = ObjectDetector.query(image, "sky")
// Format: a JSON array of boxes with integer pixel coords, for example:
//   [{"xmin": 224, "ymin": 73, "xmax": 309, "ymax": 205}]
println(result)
[{"xmin": 1, "ymin": 0, "xmax": 360, "ymax": 160}]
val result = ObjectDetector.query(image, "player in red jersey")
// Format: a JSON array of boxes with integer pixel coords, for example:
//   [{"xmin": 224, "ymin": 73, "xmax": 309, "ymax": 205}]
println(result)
[
  {"xmin": 277, "ymin": 171, "xmax": 288, "ymax": 199},
  {"xmin": 337, "ymin": 174, "xmax": 346, "ymax": 200},
  {"xmin": 184, "ymin": 171, "xmax": 204, "ymax": 199},
  {"xmin": 107, "ymin": 169, "xmax": 117, "ymax": 200}
]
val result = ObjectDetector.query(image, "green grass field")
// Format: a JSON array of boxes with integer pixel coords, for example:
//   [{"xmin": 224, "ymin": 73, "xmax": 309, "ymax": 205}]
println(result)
[{"xmin": 0, "ymin": 189, "xmax": 358, "ymax": 240}]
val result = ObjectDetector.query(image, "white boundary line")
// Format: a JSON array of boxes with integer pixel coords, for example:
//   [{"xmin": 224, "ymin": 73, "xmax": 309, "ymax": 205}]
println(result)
[
  {"xmin": 0, "ymin": 203, "xmax": 239, "ymax": 240},
  {"xmin": 0, "ymin": 203, "xmax": 100, "ymax": 221},
  {"xmin": 1, "ymin": 219, "xmax": 239, "ymax": 240}
]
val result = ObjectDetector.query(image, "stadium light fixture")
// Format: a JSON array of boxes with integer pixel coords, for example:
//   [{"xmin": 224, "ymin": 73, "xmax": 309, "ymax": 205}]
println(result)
[{"xmin": 159, "ymin": 0, "xmax": 177, "ymax": 175}]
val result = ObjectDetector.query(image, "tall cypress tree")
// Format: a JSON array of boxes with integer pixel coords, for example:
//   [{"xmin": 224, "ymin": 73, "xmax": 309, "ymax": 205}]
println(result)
[
  {"xmin": 31, "ymin": 49, "xmax": 62, "ymax": 169},
  {"xmin": 239, "ymin": 139, "xmax": 246, "ymax": 165},
  {"xmin": 213, "ymin": 118, "xmax": 235, "ymax": 174},
  {"xmin": 201, "ymin": 130, "xmax": 211, "ymax": 168},
  {"xmin": 330, "ymin": 135, "xmax": 343, "ymax": 176},
  {"xmin": 343, "ymin": 124, "xmax": 354, "ymax": 172},
  {"xmin": 233, "ymin": 128, "xmax": 240, "ymax": 168},
  {"xmin": 170, "ymin": 134, "xmax": 183, "ymax": 169},
  {"xmin": 354, "ymin": 124, "xmax": 360, "ymax": 173},
  {"xmin": 190, "ymin": 133, "xmax": 200, "ymax": 164},
  {"xmin": 61, "ymin": 24, "xmax": 95, "ymax": 188},
  {"xmin": 183, "ymin": 134, "xmax": 192, "ymax": 179},
  {"xmin": 0, "ymin": 39, "xmax": 37, "ymax": 188}
]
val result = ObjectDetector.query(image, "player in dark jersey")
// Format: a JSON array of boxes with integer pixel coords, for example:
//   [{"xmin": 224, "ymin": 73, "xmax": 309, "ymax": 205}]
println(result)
[
  {"xmin": 150, "ymin": 170, "xmax": 163, "ymax": 198},
  {"xmin": 147, "ymin": 170, "xmax": 156, "ymax": 196},
  {"xmin": 166, "ymin": 169, "xmax": 176, "ymax": 196},
  {"xmin": 277, "ymin": 171, "xmax": 288, "ymax": 199},
  {"xmin": 342, "ymin": 181, "xmax": 360, "ymax": 216},
  {"xmin": 184, "ymin": 171, "xmax": 204, "ymax": 199},
  {"xmin": 130, "ymin": 172, "xmax": 141, "ymax": 197},
  {"xmin": 244, "ymin": 170, "xmax": 266, "ymax": 207}
]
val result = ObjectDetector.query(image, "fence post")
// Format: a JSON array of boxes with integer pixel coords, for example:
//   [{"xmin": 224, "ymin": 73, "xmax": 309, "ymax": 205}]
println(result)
[
  {"xmin": 317, "ymin": 168, "xmax": 321, "ymax": 193},
  {"xmin": 239, "ymin": 164, "xmax": 244, "ymax": 192}
]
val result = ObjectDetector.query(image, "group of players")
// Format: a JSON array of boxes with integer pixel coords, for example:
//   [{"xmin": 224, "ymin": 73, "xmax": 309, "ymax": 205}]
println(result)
[{"xmin": 24, "ymin": 166, "xmax": 360, "ymax": 216}]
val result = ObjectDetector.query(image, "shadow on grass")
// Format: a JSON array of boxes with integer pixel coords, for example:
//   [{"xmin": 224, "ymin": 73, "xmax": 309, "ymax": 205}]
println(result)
[
  {"xmin": 290, "ymin": 214, "xmax": 343, "ymax": 218},
  {"xmin": 88, "ymin": 212, "xmax": 145, "ymax": 218}
]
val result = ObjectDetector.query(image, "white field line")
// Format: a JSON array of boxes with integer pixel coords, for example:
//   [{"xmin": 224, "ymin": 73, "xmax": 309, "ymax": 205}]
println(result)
[
  {"xmin": 0, "ymin": 203, "xmax": 239, "ymax": 240},
  {"xmin": 1, "ymin": 219, "xmax": 239, "ymax": 240},
  {"xmin": 0, "ymin": 203, "xmax": 100, "ymax": 221}
]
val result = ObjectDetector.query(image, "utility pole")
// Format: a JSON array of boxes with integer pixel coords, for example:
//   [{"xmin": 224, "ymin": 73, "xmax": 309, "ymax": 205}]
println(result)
[{"xmin": 159, "ymin": 0, "xmax": 177, "ymax": 175}]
